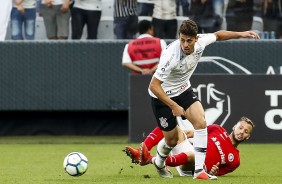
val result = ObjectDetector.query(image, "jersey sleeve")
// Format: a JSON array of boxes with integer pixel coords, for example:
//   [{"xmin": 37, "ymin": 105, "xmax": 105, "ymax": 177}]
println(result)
[
  {"xmin": 160, "ymin": 39, "xmax": 167, "ymax": 55},
  {"xmin": 207, "ymin": 124, "xmax": 221, "ymax": 134},
  {"xmin": 197, "ymin": 33, "xmax": 217, "ymax": 47},
  {"xmin": 153, "ymin": 47, "xmax": 177, "ymax": 82},
  {"xmin": 121, "ymin": 44, "xmax": 132, "ymax": 64},
  {"xmin": 217, "ymin": 163, "xmax": 240, "ymax": 176}
]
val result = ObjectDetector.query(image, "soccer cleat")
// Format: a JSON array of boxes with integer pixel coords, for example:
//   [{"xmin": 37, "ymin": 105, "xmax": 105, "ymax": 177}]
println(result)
[
  {"xmin": 193, "ymin": 169, "xmax": 218, "ymax": 180},
  {"xmin": 152, "ymin": 157, "xmax": 173, "ymax": 178},
  {"xmin": 139, "ymin": 142, "xmax": 153, "ymax": 166},
  {"xmin": 124, "ymin": 146, "xmax": 140, "ymax": 164}
]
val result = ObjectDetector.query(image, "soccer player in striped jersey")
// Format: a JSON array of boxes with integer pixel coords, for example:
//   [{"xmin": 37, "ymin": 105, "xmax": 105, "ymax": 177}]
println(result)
[{"xmin": 113, "ymin": 0, "xmax": 138, "ymax": 39}]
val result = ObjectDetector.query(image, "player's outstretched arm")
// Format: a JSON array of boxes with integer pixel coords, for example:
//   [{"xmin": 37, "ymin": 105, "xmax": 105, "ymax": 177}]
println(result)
[{"xmin": 214, "ymin": 30, "xmax": 260, "ymax": 41}]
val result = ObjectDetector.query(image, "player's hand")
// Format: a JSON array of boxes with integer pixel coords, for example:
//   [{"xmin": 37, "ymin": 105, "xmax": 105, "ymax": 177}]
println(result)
[
  {"xmin": 209, "ymin": 162, "xmax": 220, "ymax": 176},
  {"xmin": 241, "ymin": 31, "xmax": 260, "ymax": 40},
  {"xmin": 171, "ymin": 104, "xmax": 185, "ymax": 117},
  {"xmin": 141, "ymin": 69, "xmax": 152, "ymax": 75}
]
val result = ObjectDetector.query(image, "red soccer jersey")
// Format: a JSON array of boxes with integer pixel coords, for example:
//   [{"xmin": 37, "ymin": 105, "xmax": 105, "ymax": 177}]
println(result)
[
  {"xmin": 127, "ymin": 37, "xmax": 161, "ymax": 74},
  {"xmin": 205, "ymin": 124, "xmax": 240, "ymax": 176}
]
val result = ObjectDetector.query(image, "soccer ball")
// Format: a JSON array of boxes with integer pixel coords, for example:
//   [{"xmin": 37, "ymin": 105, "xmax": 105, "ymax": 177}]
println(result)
[{"xmin": 63, "ymin": 152, "xmax": 88, "ymax": 176}]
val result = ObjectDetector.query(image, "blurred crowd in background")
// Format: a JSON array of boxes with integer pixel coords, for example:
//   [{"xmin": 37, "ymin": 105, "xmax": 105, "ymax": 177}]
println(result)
[{"xmin": 5, "ymin": 0, "xmax": 282, "ymax": 40}]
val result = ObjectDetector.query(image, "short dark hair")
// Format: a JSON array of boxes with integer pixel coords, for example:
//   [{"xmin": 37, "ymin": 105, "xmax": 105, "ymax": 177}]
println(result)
[
  {"xmin": 138, "ymin": 20, "xmax": 152, "ymax": 34},
  {"xmin": 179, "ymin": 19, "xmax": 198, "ymax": 37}
]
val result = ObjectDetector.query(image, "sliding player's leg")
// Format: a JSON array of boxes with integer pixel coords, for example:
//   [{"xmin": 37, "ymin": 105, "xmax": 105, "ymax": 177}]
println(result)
[{"xmin": 124, "ymin": 126, "xmax": 164, "ymax": 164}]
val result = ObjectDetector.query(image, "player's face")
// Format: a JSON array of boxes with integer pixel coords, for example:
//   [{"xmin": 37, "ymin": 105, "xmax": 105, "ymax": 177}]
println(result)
[
  {"xmin": 179, "ymin": 33, "xmax": 198, "ymax": 55},
  {"xmin": 232, "ymin": 121, "xmax": 253, "ymax": 142}
]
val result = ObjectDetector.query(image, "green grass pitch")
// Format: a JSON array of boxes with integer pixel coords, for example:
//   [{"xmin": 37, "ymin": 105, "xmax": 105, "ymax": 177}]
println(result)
[{"xmin": 0, "ymin": 136, "xmax": 281, "ymax": 184}]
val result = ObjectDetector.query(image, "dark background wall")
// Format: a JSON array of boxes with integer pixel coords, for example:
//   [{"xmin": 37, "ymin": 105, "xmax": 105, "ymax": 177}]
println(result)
[
  {"xmin": 129, "ymin": 75, "xmax": 282, "ymax": 143},
  {"xmin": 0, "ymin": 40, "xmax": 281, "ymax": 136}
]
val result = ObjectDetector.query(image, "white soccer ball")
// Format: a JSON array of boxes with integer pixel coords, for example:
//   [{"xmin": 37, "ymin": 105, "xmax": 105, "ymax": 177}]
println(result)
[{"xmin": 63, "ymin": 152, "xmax": 88, "ymax": 176}]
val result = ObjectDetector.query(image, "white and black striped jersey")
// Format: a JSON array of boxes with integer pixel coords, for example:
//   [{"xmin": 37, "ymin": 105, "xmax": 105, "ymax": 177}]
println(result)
[{"xmin": 114, "ymin": 0, "xmax": 137, "ymax": 17}]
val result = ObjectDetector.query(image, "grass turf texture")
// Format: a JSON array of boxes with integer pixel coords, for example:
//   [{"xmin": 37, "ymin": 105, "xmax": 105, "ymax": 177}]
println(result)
[{"xmin": 0, "ymin": 136, "xmax": 281, "ymax": 184}]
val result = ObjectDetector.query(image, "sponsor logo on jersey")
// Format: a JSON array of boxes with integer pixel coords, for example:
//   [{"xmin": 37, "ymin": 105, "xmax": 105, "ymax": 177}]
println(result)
[
  {"xmin": 176, "ymin": 83, "xmax": 188, "ymax": 94},
  {"xmin": 211, "ymin": 137, "xmax": 226, "ymax": 164},
  {"xmin": 161, "ymin": 60, "xmax": 170, "ymax": 72}
]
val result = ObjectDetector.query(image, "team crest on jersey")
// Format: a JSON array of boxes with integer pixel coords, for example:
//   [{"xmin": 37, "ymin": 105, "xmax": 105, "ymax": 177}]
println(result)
[
  {"xmin": 195, "ymin": 48, "xmax": 203, "ymax": 54},
  {"xmin": 195, "ymin": 48, "xmax": 203, "ymax": 60},
  {"xmin": 228, "ymin": 153, "xmax": 234, "ymax": 162},
  {"xmin": 159, "ymin": 117, "xmax": 168, "ymax": 129}
]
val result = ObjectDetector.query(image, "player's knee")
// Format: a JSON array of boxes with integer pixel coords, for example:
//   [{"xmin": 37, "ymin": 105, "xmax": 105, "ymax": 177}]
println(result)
[
  {"xmin": 165, "ymin": 136, "xmax": 178, "ymax": 147},
  {"xmin": 192, "ymin": 117, "xmax": 207, "ymax": 129},
  {"xmin": 194, "ymin": 122, "xmax": 207, "ymax": 129}
]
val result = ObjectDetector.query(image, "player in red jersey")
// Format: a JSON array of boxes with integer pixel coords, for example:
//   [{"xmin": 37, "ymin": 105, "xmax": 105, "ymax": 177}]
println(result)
[{"xmin": 124, "ymin": 116, "xmax": 254, "ymax": 176}]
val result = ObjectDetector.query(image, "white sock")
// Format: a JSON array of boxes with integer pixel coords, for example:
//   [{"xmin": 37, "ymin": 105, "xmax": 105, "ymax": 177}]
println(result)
[
  {"xmin": 155, "ymin": 138, "xmax": 173, "ymax": 168},
  {"xmin": 193, "ymin": 128, "xmax": 207, "ymax": 172}
]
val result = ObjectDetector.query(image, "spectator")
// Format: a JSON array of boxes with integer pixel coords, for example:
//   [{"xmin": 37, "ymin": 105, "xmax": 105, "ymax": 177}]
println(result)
[
  {"xmin": 189, "ymin": 0, "xmax": 222, "ymax": 33},
  {"xmin": 137, "ymin": 0, "xmax": 154, "ymax": 16},
  {"xmin": 36, "ymin": 0, "xmax": 41, "ymax": 12},
  {"xmin": 176, "ymin": 0, "xmax": 190, "ymax": 16},
  {"xmin": 71, "ymin": 0, "xmax": 102, "ymax": 40},
  {"xmin": 262, "ymin": 0, "xmax": 282, "ymax": 38},
  {"xmin": 152, "ymin": 0, "xmax": 177, "ymax": 39},
  {"xmin": 0, "ymin": 0, "xmax": 12, "ymax": 41},
  {"xmin": 11, "ymin": 0, "xmax": 37, "ymax": 40},
  {"xmin": 212, "ymin": 0, "xmax": 227, "ymax": 29},
  {"xmin": 212, "ymin": 0, "xmax": 226, "ymax": 19},
  {"xmin": 225, "ymin": 0, "xmax": 254, "ymax": 31},
  {"xmin": 113, "ymin": 0, "xmax": 138, "ymax": 39},
  {"xmin": 40, "ymin": 0, "xmax": 71, "ymax": 39},
  {"xmin": 122, "ymin": 20, "xmax": 167, "ymax": 74}
]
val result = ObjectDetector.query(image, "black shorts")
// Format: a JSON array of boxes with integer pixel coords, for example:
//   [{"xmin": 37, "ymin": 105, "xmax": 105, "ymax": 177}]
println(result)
[{"xmin": 151, "ymin": 87, "xmax": 199, "ymax": 131}]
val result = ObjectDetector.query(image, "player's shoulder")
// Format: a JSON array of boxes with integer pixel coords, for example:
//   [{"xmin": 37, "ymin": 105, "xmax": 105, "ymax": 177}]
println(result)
[
  {"xmin": 161, "ymin": 39, "xmax": 180, "ymax": 59},
  {"xmin": 166, "ymin": 39, "xmax": 180, "ymax": 50},
  {"xmin": 208, "ymin": 124, "xmax": 221, "ymax": 129},
  {"xmin": 207, "ymin": 124, "xmax": 225, "ymax": 132},
  {"xmin": 160, "ymin": 39, "xmax": 167, "ymax": 46}
]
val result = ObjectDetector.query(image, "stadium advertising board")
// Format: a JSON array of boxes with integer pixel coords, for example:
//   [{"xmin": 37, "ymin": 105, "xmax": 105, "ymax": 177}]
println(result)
[{"xmin": 129, "ymin": 75, "xmax": 282, "ymax": 143}]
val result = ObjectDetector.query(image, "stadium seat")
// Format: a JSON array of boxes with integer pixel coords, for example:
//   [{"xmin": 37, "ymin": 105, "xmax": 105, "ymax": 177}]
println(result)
[
  {"xmin": 251, "ymin": 16, "xmax": 264, "ymax": 32},
  {"xmin": 97, "ymin": 16, "xmax": 114, "ymax": 39},
  {"xmin": 101, "ymin": 0, "xmax": 114, "ymax": 17}
]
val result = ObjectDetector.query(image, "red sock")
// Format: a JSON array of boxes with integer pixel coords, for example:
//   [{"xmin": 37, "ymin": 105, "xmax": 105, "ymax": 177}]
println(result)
[
  {"xmin": 165, "ymin": 152, "xmax": 188, "ymax": 167},
  {"xmin": 143, "ymin": 127, "xmax": 164, "ymax": 151}
]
